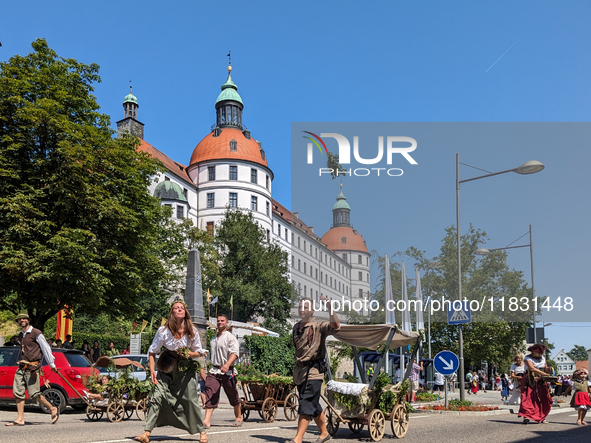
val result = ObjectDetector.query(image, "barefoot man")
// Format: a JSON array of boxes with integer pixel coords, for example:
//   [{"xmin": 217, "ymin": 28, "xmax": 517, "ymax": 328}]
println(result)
[
  {"xmin": 6, "ymin": 313, "xmax": 59, "ymax": 427},
  {"xmin": 288, "ymin": 296, "xmax": 340, "ymax": 443}
]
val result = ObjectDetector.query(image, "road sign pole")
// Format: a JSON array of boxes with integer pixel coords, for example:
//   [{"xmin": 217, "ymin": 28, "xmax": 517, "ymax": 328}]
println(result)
[
  {"xmin": 459, "ymin": 324, "xmax": 465, "ymax": 401},
  {"xmin": 444, "ymin": 375, "xmax": 449, "ymax": 408}
]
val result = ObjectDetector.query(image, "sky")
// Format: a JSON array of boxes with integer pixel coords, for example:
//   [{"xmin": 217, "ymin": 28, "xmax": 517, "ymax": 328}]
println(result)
[{"xmin": 2, "ymin": 1, "xmax": 590, "ymax": 356}]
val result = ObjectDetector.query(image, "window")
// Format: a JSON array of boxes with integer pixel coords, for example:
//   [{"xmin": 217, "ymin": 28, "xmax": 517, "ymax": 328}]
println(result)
[
  {"xmin": 304, "ymin": 263, "xmax": 307, "ymax": 274},
  {"xmin": 316, "ymin": 269, "xmax": 318, "ymax": 280},
  {"xmin": 291, "ymin": 233, "xmax": 294, "ymax": 244},
  {"xmin": 229, "ymin": 165, "xmax": 237, "ymax": 180},
  {"xmin": 277, "ymin": 225, "xmax": 281, "ymax": 237},
  {"xmin": 304, "ymin": 240, "xmax": 306, "ymax": 251},
  {"xmin": 298, "ymin": 259, "xmax": 301, "ymax": 271},
  {"xmin": 304, "ymin": 285, "xmax": 307, "ymax": 297},
  {"xmin": 342, "ymin": 253, "xmax": 347, "ymax": 262},
  {"xmin": 207, "ymin": 193, "xmax": 215, "ymax": 208},
  {"xmin": 310, "ymin": 245, "xmax": 313, "ymax": 254},
  {"xmin": 183, "ymin": 188, "xmax": 188, "ymax": 199},
  {"xmin": 359, "ymin": 271, "xmax": 363, "ymax": 281},
  {"xmin": 206, "ymin": 222, "xmax": 214, "ymax": 235},
  {"xmin": 315, "ymin": 248, "xmax": 318, "ymax": 258},
  {"xmin": 266, "ymin": 201, "xmax": 270, "ymax": 216},
  {"xmin": 298, "ymin": 237, "xmax": 301, "ymax": 248},
  {"xmin": 251, "ymin": 195, "xmax": 258, "ymax": 211},
  {"xmin": 266, "ymin": 229, "xmax": 270, "ymax": 242},
  {"xmin": 342, "ymin": 236, "xmax": 347, "ymax": 244},
  {"xmin": 321, "ymin": 271, "xmax": 323, "ymax": 281},
  {"xmin": 176, "ymin": 205, "xmax": 184, "ymax": 219},
  {"xmin": 266, "ymin": 175, "xmax": 270, "ymax": 189},
  {"xmin": 359, "ymin": 289, "xmax": 363, "ymax": 298},
  {"xmin": 208, "ymin": 166, "xmax": 216, "ymax": 181},
  {"xmin": 367, "ymin": 274, "xmax": 370, "ymax": 282},
  {"xmin": 230, "ymin": 139, "xmax": 237, "ymax": 151},
  {"xmin": 251, "ymin": 168, "xmax": 257, "ymax": 184},
  {"xmin": 164, "ymin": 176, "xmax": 170, "ymax": 181},
  {"xmin": 330, "ymin": 277, "xmax": 332, "ymax": 287},
  {"xmin": 285, "ymin": 230, "xmax": 288, "ymax": 241},
  {"xmin": 229, "ymin": 192, "xmax": 238, "ymax": 208},
  {"xmin": 358, "ymin": 255, "xmax": 362, "ymax": 264},
  {"xmin": 291, "ymin": 255, "xmax": 295, "ymax": 267}
]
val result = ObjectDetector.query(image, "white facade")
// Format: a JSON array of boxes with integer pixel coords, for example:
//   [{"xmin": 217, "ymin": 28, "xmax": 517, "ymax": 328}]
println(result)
[{"xmin": 553, "ymin": 349, "xmax": 575, "ymax": 376}]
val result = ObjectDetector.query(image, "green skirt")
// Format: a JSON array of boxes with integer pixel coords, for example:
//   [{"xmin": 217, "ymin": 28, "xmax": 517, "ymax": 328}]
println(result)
[{"xmin": 145, "ymin": 367, "xmax": 204, "ymax": 434}]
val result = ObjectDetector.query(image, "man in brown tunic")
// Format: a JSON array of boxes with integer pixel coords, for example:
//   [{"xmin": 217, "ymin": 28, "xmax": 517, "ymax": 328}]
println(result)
[
  {"xmin": 288, "ymin": 297, "xmax": 340, "ymax": 443},
  {"xmin": 5, "ymin": 313, "xmax": 59, "ymax": 426}
]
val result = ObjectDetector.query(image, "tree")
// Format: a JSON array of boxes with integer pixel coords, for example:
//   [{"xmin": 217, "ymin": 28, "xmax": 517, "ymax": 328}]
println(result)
[
  {"xmin": 0, "ymin": 39, "xmax": 174, "ymax": 329},
  {"xmin": 214, "ymin": 208, "xmax": 291, "ymax": 335},
  {"xmin": 567, "ymin": 345, "xmax": 588, "ymax": 362}
]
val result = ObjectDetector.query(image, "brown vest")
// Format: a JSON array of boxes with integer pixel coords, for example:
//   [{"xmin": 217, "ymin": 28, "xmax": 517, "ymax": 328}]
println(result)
[{"xmin": 21, "ymin": 328, "xmax": 43, "ymax": 364}]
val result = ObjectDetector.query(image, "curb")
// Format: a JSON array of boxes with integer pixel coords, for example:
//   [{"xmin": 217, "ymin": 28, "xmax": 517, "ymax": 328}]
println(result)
[{"xmin": 413, "ymin": 408, "xmax": 514, "ymax": 416}]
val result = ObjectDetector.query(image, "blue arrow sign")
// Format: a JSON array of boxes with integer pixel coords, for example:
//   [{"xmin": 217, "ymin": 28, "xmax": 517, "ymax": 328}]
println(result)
[
  {"xmin": 447, "ymin": 305, "xmax": 471, "ymax": 325},
  {"xmin": 433, "ymin": 350, "xmax": 459, "ymax": 375}
]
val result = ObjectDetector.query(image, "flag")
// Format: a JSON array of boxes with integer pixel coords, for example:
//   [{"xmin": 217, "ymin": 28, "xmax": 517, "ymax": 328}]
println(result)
[
  {"xmin": 209, "ymin": 296, "xmax": 219, "ymax": 305},
  {"xmin": 140, "ymin": 320, "xmax": 148, "ymax": 333},
  {"xmin": 132, "ymin": 322, "xmax": 138, "ymax": 333},
  {"xmin": 384, "ymin": 254, "xmax": 395, "ymax": 325},
  {"xmin": 415, "ymin": 267, "xmax": 424, "ymax": 331},
  {"xmin": 207, "ymin": 288, "xmax": 210, "ymax": 303},
  {"xmin": 230, "ymin": 294, "xmax": 233, "ymax": 308},
  {"xmin": 401, "ymin": 261, "xmax": 411, "ymax": 332},
  {"xmin": 56, "ymin": 306, "xmax": 73, "ymax": 341},
  {"xmin": 161, "ymin": 318, "xmax": 167, "ymax": 327},
  {"xmin": 149, "ymin": 317, "xmax": 155, "ymax": 331}
]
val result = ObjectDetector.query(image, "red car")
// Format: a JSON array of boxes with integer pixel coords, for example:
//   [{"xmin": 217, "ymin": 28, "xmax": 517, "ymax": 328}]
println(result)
[{"xmin": 0, "ymin": 346, "xmax": 98, "ymax": 412}]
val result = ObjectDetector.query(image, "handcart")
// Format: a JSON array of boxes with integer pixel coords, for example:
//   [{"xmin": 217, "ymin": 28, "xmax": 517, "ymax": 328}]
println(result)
[
  {"xmin": 240, "ymin": 377, "xmax": 299, "ymax": 423},
  {"xmin": 321, "ymin": 324, "xmax": 421, "ymax": 441}
]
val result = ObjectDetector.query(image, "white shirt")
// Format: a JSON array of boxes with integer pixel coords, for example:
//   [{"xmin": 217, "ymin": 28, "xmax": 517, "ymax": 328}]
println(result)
[
  {"xmin": 435, "ymin": 372, "xmax": 445, "ymax": 385},
  {"xmin": 510, "ymin": 363, "xmax": 525, "ymax": 375},
  {"xmin": 21, "ymin": 326, "xmax": 55, "ymax": 369},
  {"xmin": 209, "ymin": 330, "xmax": 239, "ymax": 375},
  {"xmin": 524, "ymin": 355, "xmax": 546, "ymax": 370},
  {"xmin": 147, "ymin": 326, "xmax": 203, "ymax": 354}
]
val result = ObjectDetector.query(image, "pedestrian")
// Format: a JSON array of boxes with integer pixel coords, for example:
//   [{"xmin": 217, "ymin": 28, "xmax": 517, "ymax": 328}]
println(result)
[
  {"xmin": 288, "ymin": 296, "xmax": 340, "ymax": 443},
  {"xmin": 54, "ymin": 339, "xmax": 62, "ymax": 348},
  {"xmin": 134, "ymin": 298, "xmax": 207, "ymax": 443},
  {"xmin": 449, "ymin": 371, "xmax": 457, "ymax": 393},
  {"xmin": 465, "ymin": 370, "xmax": 473, "ymax": 394},
  {"xmin": 500, "ymin": 374, "xmax": 509, "ymax": 401},
  {"xmin": 105, "ymin": 341, "xmax": 119, "ymax": 357},
  {"xmin": 479, "ymin": 372, "xmax": 487, "ymax": 392},
  {"xmin": 91, "ymin": 341, "xmax": 101, "ymax": 363},
  {"xmin": 121, "ymin": 344, "xmax": 130, "ymax": 355},
  {"xmin": 81, "ymin": 340, "xmax": 91, "ymax": 358},
  {"xmin": 367, "ymin": 364, "xmax": 375, "ymax": 379},
  {"xmin": 203, "ymin": 314, "xmax": 243, "ymax": 429},
  {"xmin": 519, "ymin": 343, "xmax": 552, "ymax": 424},
  {"xmin": 407, "ymin": 359, "xmax": 424, "ymax": 402},
  {"xmin": 62, "ymin": 334, "xmax": 73, "ymax": 349},
  {"xmin": 495, "ymin": 374, "xmax": 501, "ymax": 391},
  {"xmin": 471, "ymin": 371, "xmax": 478, "ymax": 394},
  {"xmin": 570, "ymin": 368, "xmax": 591, "ymax": 425},
  {"xmin": 342, "ymin": 371, "xmax": 348, "ymax": 380},
  {"xmin": 431, "ymin": 371, "xmax": 445, "ymax": 395},
  {"xmin": 509, "ymin": 353, "xmax": 525, "ymax": 405},
  {"xmin": 5, "ymin": 313, "xmax": 60, "ymax": 426},
  {"xmin": 7, "ymin": 335, "xmax": 20, "ymax": 346}
]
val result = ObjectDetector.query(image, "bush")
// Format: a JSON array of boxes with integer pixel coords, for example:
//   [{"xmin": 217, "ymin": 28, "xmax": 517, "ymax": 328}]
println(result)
[
  {"xmin": 66, "ymin": 332, "xmax": 156, "ymax": 355},
  {"xmin": 449, "ymin": 399, "xmax": 472, "ymax": 407},
  {"xmin": 244, "ymin": 335, "xmax": 295, "ymax": 376}
]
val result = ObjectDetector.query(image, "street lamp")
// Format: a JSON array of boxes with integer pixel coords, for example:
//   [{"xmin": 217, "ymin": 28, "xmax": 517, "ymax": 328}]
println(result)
[
  {"xmin": 456, "ymin": 154, "xmax": 544, "ymax": 401},
  {"xmin": 425, "ymin": 261, "xmax": 440, "ymax": 360},
  {"xmin": 475, "ymin": 224, "xmax": 538, "ymax": 343}
]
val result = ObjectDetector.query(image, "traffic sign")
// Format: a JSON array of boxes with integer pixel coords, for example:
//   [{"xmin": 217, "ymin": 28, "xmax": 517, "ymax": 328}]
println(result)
[
  {"xmin": 433, "ymin": 350, "xmax": 459, "ymax": 375},
  {"xmin": 447, "ymin": 305, "xmax": 471, "ymax": 325}
]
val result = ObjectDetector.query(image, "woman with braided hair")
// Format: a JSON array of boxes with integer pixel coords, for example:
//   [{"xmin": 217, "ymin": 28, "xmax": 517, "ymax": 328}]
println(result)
[
  {"xmin": 519, "ymin": 344, "xmax": 553, "ymax": 424},
  {"xmin": 134, "ymin": 299, "xmax": 208, "ymax": 443}
]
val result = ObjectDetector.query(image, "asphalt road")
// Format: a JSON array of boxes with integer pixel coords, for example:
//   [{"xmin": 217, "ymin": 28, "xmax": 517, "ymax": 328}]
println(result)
[{"xmin": 1, "ymin": 403, "xmax": 589, "ymax": 443}]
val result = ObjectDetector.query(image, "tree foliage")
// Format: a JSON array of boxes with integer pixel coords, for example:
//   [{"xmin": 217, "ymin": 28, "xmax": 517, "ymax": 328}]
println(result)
[
  {"xmin": 567, "ymin": 345, "xmax": 588, "ymax": 362},
  {"xmin": 0, "ymin": 39, "xmax": 176, "ymax": 329}
]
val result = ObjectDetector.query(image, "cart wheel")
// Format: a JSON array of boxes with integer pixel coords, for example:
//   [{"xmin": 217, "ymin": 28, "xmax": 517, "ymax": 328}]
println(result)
[
  {"xmin": 284, "ymin": 393, "xmax": 299, "ymax": 421},
  {"xmin": 107, "ymin": 402, "xmax": 125, "ymax": 422},
  {"xmin": 391, "ymin": 404, "xmax": 409, "ymax": 438},
  {"xmin": 348, "ymin": 422, "xmax": 363, "ymax": 434},
  {"xmin": 261, "ymin": 398, "xmax": 278, "ymax": 423},
  {"xmin": 325, "ymin": 406, "xmax": 339, "ymax": 436},
  {"xmin": 135, "ymin": 398, "xmax": 149, "ymax": 421},
  {"xmin": 86, "ymin": 405, "xmax": 103, "ymax": 421},
  {"xmin": 258, "ymin": 409, "xmax": 265, "ymax": 419},
  {"xmin": 368, "ymin": 409, "xmax": 386, "ymax": 441},
  {"xmin": 241, "ymin": 403, "xmax": 250, "ymax": 421},
  {"xmin": 123, "ymin": 408, "xmax": 133, "ymax": 421}
]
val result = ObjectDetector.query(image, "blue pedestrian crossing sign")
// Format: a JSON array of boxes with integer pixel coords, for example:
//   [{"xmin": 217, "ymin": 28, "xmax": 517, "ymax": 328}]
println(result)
[
  {"xmin": 434, "ymin": 350, "xmax": 459, "ymax": 375},
  {"xmin": 447, "ymin": 304, "xmax": 471, "ymax": 325}
]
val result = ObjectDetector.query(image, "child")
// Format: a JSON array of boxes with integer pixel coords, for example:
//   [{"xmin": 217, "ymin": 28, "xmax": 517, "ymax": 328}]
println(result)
[
  {"xmin": 500, "ymin": 374, "xmax": 509, "ymax": 402},
  {"xmin": 570, "ymin": 368, "xmax": 591, "ymax": 425},
  {"xmin": 84, "ymin": 375, "xmax": 111, "ymax": 406}
]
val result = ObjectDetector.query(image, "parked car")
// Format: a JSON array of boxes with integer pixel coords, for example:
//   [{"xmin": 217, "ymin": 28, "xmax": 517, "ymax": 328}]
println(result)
[
  {"xmin": 0, "ymin": 347, "xmax": 98, "ymax": 413},
  {"xmin": 97, "ymin": 354, "xmax": 155, "ymax": 381}
]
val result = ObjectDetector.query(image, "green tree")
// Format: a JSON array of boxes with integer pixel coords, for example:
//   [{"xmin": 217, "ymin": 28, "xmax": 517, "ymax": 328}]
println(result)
[
  {"xmin": 567, "ymin": 345, "xmax": 588, "ymax": 362},
  {"xmin": 215, "ymin": 208, "xmax": 291, "ymax": 335},
  {"xmin": 0, "ymin": 39, "xmax": 174, "ymax": 329},
  {"xmin": 326, "ymin": 152, "xmax": 346, "ymax": 179}
]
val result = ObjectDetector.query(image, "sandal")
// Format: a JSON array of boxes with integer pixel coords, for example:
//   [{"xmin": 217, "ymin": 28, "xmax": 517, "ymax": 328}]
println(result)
[
  {"xmin": 134, "ymin": 433, "xmax": 150, "ymax": 443},
  {"xmin": 230, "ymin": 419, "xmax": 243, "ymax": 427},
  {"xmin": 523, "ymin": 418, "xmax": 530, "ymax": 425},
  {"xmin": 540, "ymin": 419, "xmax": 549, "ymax": 424},
  {"xmin": 199, "ymin": 432, "xmax": 208, "ymax": 443},
  {"xmin": 51, "ymin": 409, "xmax": 59, "ymax": 425},
  {"xmin": 5, "ymin": 421, "xmax": 25, "ymax": 426}
]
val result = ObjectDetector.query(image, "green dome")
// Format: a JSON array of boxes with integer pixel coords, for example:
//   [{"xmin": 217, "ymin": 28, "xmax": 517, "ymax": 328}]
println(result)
[
  {"xmin": 216, "ymin": 71, "xmax": 243, "ymax": 105},
  {"xmin": 124, "ymin": 92, "xmax": 138, "ymax": 105},
  {"xmin": 154, "ymin": 181, "xmax": 188, "ymax": 203},
  {"xmin": 333, "ymin": 190, "xmax": 351, "ymax": 211}
]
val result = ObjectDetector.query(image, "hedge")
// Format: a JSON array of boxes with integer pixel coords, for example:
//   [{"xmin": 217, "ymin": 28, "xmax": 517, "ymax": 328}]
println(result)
[
  {"xmin": 68, "ymin": 332, "xmax": 156, "ymax": 355},
  {"xmin": 244, "ymin": 335, "xmax": 295, "ymax": 377}
]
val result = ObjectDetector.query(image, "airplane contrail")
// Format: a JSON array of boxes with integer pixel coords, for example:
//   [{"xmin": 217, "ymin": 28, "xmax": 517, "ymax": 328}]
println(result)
[{"xmin": 485, "ymin": 35, "xmax": 524, "ymax": 73}]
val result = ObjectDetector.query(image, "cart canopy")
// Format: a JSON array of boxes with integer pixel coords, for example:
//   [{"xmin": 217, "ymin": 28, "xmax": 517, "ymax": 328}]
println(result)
[{"xmin": 330, "ymin": 324, "xmax": 419, "ymax": 350}]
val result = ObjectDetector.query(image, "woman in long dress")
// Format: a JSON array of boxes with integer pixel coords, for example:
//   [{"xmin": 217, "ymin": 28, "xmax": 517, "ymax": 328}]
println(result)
[
  {"xmin": 134, "ymin": 300, "xmax": 208, "ymax": 443},
  {"xmin": 508, "ymin": 353, "xmax": 525, "ymax": 405},
  {"xmin": 519, "ymin": 344, "xmax": 552, "ymax": 424}
]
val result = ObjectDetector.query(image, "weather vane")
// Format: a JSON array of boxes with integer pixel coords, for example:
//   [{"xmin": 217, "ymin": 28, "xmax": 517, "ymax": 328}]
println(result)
[{"xmin": 227, "ymin": 51, "xmax": 231, "ymax": 66}]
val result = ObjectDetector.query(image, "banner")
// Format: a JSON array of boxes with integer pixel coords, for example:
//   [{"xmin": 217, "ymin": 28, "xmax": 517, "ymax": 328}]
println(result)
[
  {"xmin": 140, "ymin": 319, "xmax": 148, "ymax": 333},
  {"xmin": 56, "ymin": 306, "xmax": 73, "ymax": 341}
]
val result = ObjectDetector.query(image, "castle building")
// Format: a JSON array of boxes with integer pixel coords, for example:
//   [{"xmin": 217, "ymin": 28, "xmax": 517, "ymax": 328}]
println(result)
[{"xmin": 116, "ymin": 65, "xmax": 370, "ymax": 321}]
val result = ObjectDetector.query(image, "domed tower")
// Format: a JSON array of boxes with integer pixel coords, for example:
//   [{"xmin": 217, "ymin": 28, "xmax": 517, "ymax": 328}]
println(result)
[
  {"xmin": 321, "ymin": 185, "xmax": 371, "ymax": 302},
  {"xmin": 116, "ymin": 86, "xmax": 144, "ymax": 139},
  {"xmin": 187, "ymin": 65, "xmax": 273, "ymax": 235}
]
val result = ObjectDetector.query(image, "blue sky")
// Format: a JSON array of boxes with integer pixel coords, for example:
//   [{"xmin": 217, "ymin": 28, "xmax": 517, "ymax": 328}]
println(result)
[{"xmin": 2, "ymin": 1, "xmax": 590, "ymax": 356}]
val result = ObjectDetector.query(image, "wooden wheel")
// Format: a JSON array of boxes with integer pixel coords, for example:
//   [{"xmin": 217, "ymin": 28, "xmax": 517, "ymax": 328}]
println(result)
[
  {"xmin": 241, "ymin": 403, "xmax": 250, "ymax": 421},
  {"xmin": 136, "ymin": 398, "xmax": 149, "ymax": 421},
  {"xmin": 348, "ymin": 421, "xmax": 363, "ymax": 434},
  {"xmin": 261, "ymin": 398, "xmax": 278, "ymax": 423},
  {"xmin": 391, "ymin": 404, "xmax": 409, "ymax": 438},
  {"xmin": 325, "ymin": 406, "xmax": 339, "ymax": 436},
  {"xmin": 283, "ymin": 393, "xmax": 299, "ymax": 421},
  {"xmin": 258, "ymin": 409, "xmax": 265, "ymax": 419},
  {"xmin": 86, "ymin": 405, "xmax": 103, "ymax": 421},
  {"xmin": 368, "ymin": 409, "xmax": 386, "ymax": 441},
  {"xmin": 123, "ymin": 408, "xmax": 133, "ymax": 420},
  {"xmin": 107, "ymin": 401, "xmax": 125, "ymax": 422}
]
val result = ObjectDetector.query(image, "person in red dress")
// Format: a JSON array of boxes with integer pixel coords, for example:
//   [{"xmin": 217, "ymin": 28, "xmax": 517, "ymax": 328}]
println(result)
[
  {"xmin": 519, "ymin": 344, "xmax": 552, "ymax": 424},
  {"xmin": 570, "ymin": 368, "xmax": 591, "ymax": 425}
]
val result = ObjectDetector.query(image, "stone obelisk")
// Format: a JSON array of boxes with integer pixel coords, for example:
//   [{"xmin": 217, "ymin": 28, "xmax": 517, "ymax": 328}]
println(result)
[{"xmin": 185, "ymin": 248, "xmax": 208, "ymax": 345}]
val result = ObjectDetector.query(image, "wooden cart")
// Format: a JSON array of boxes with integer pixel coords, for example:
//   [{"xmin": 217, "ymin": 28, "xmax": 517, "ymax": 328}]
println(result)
[
  {"xmin": 240, "ymin": 378, "xmax": 298, "ymax": 422},
  {"xmin": 321, "ymin": 324, "xmax": 421, "ymax": 441}
]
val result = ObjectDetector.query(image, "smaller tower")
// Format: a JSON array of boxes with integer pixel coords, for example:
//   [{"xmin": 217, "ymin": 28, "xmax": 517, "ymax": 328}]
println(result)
[
  {"xmin": 214, "ymin": 65, "xmax": 244, "ymax": 130},
  {"xmin": 116, "ymin": 86, "xmax": 145, "ymax": 139},
  {"xmin": 332, "ymin": 183, "xmax": 351, "ymax": 227}
]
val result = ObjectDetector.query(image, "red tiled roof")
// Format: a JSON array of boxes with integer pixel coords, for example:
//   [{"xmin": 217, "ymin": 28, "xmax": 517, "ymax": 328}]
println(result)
[
  {"xmin": 272, "ymin": 200, "xmax": 321, "ymax": 242},
  {"xmin": 321, "ymin": 226, "xmax": 369, "ymax": 253},
  {"xmin": 189, "ymin": 127, "xmax": 269, "ymax": 168},
  {"xmin": 576, "ymin": 361, "xmax": 589, "ymax": 371},
  {"xmin": 138, "ymin": 139, "xmax": 192, "ymax": 184}
]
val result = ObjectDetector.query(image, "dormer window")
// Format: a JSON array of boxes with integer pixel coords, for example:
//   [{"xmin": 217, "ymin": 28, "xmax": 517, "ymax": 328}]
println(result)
[
  {"xmin": 230, "ymin": 139, "xmax": 237, "ymax": 151},
  {"xmin": 342, "ymin": 236, "xmax": 347, "ymax": 244}
]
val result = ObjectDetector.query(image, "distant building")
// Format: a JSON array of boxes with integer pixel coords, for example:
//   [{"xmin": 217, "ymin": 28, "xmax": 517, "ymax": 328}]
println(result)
[{"xmin": 552, "ymin": 349, "xmax": 575, "ymax": 376}]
